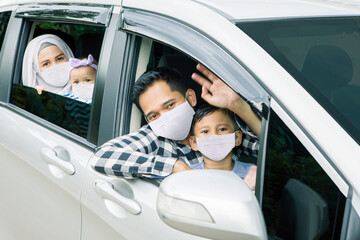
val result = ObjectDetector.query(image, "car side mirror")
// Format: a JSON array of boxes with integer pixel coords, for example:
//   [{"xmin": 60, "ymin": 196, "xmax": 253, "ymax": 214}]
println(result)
[{"xmin": 157, "ymin": 170, "xmax": 267, "ymax": 240}]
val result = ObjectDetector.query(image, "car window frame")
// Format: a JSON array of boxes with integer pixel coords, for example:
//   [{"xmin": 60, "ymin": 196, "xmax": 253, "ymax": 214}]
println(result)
[
  {"xmin": 0, "ymin": 10, "xmax": 21, "ymax": 104},
  {"xmin": 1, "ymin": 4, "xmax": 119, "ymax": 148},
  {"xmin": 116, "ymin": 8, "xmax": 272, "ymax": 187},
  {"xmin": 119, "ymin": 7, "xmax": 270, "ymax": 117}
]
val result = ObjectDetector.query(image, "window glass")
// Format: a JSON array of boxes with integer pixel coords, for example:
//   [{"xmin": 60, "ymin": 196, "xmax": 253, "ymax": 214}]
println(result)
[
  {"xmin": 237, "ymin": 18, "xmax": 360, "ymax": 144},
  {"xmin": 262, "ymin": 109, "xmax": 346, "ymax": 239},
  {"xmin": 11, "ymin": 84, "xmax": 91, "ymax": 137},
  {"xmin": 148, "ymin": 41, "xmax": 203, "ymax": 103},
  {"xmin": 0, "ymin": 11, "xmax": 11, "ymax": 52},
  {"xmin": 10, "ymin": 20, "xmax": 105, "ymax": 139}
]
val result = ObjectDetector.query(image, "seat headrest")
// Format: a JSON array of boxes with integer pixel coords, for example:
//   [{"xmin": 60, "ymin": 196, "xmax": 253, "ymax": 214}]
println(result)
[
  {"xmin": 302, "ymin": 45, "xmax": 353, "ymax": 91},
  {"xmin": 75, "ymin": 33, "xmax": 103, "ymax": 60},
  {"xmin": 33, "ymin": 28, "xmax": 75, "ymax": 53}
]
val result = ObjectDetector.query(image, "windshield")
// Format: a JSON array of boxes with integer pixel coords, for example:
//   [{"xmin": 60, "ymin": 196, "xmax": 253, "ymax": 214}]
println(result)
[{"xmin": 237, "ymin": 17, "xmax": 360, "ymax": 144}]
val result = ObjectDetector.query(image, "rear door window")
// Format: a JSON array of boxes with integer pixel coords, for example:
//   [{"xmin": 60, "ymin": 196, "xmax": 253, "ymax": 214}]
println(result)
[{"xmin": 9, "ymin": 6, "xmax": 107, "ymax": 140}]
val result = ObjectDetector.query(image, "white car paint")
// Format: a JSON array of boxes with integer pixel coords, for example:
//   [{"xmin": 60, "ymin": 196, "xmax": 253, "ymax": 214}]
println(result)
[
  {"xmin": 0, "ymin": 0, "xmax": 359, "ymax": 239},
  {"xmin": 0, "ymin": 106, "xmax": 91, "ymax": 239}
]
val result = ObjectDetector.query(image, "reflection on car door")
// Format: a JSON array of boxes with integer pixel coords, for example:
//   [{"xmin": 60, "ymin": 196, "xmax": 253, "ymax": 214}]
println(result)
[
  {"xmin": 0, "ymin": 107, "xmax": 92, "ymax": 239},
  {"xmin": 0, "ymin": 6, "xmax": 100, "ymax": 240}
]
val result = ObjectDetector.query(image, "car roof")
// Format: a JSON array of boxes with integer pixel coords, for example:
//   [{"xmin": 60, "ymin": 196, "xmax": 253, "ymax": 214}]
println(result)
[
  {"xmin": 3, "ymin": 0, "xmax": 360, "ymax": 21},
  {"xmin": 195, "ymin": 0, "xmax": 360, "ymax": 21}
]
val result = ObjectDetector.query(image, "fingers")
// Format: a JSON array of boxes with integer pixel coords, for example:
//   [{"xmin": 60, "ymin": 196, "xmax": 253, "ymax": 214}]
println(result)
[
  {"xmin": 201, "ymin": 85, "xmax": 212, "ymax": 104},
  {"xmin": 191, "ymin": 63, "xmax": 220, "ymax": 89},
  {"xmin": 35, "ymin": 86, "xmax": 45, "ymax": 95},
  {"xmin": 196, "ymin": 63, "xmax": 219, "ymax": 82},
  {"xmin": 191, "ymin": 72, "xmax": 212, "ymax": 90}
]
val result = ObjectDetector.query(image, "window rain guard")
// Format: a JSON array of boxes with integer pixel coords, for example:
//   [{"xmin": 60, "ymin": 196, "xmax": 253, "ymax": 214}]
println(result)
[
  {"xmin": 15, "ymin": 3, "xmax": 113, "ymax": 26},
  {"xmin": 120, "ymin": 8, "xmax": 270, "ymax": 118}
]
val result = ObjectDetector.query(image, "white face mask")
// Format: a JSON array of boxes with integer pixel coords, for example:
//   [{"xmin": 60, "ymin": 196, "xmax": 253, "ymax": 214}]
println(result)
[
  {"xmin": 39, "ymin": 62, "xmax": 71, "ymax": 87},
  {"xmin": 149, "ymin": 101, "xmax": 195, "ymax": 141},
  {"xmin": 196, "ymin": 133, "xmax": 235, "ymax": 161},
  {"xmin": 72, "ymin": 84, "xmax": 94, "ymax": 100}
]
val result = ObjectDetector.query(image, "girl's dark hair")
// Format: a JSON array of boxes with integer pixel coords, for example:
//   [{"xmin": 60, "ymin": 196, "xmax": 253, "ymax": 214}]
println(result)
[
  {"xmin": 191, "ymin": 103, "xmax": 238, "ymax": 135},
  {"xmin": 131, "ymin": 67, "xmax": 186, "ymax": 112}
]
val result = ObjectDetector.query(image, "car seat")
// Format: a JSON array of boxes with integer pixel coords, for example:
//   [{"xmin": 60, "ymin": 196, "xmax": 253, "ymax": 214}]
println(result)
[
  {"xmin": 33, "ymin": 28, "xmax": 75, "ymax": 54},
  {"xmin": 157, "ymin": 54, "xmax": 203, "ymax": 104},
  {"xmin": 275, "ymin": 178, "xmax": 329, "ymax": 240},
  {"xmin": 302, "ymin": 45, "xmax": 360, "ymax": 128},
  {"xmin": 302, "ymin": 45, "xmax": 353, "ymax": 102}
]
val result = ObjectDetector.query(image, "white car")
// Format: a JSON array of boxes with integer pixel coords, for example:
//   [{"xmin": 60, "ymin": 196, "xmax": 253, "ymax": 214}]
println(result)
[{"xmin": 0, "ymin": 0, "xmax": 359, "ymax": 239}]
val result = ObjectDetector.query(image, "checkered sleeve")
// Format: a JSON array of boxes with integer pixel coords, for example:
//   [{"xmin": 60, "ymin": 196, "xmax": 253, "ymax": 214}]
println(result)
[
  {"xmin": 235, "ymin": 113, "xmax": 260, "ymax": 157},
  {"xmin": 91, "ymin": 125, "xmax": 177, "ymax": 179},
  {"xmin": 241, "ymin": 133, "xmax": 259, "ymax": 157}
]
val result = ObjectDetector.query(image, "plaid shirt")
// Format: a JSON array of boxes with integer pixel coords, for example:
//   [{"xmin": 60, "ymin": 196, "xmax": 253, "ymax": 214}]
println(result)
[{"xmin": 92, "ymin": 124, "xmax": 259, "ymax": 179}]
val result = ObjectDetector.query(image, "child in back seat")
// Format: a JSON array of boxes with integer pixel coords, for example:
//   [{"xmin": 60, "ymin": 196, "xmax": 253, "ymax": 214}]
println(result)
[{"xmin": 65, "ymin": 54, "xmax": 97, "ymax": 104}]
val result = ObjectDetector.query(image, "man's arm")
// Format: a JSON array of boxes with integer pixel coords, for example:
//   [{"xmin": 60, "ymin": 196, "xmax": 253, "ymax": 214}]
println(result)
[
  {"xmin": 91, "ymin": 125, "xmax": 180, "ymax": 178},
  {"xmin": 191, "ymin": 64, "xmax": 262, "ymax": 136}
]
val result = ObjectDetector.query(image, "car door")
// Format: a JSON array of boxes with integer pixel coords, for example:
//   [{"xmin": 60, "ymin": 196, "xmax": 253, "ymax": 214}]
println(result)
[
  {"xmin": 80, "ymin": 4, "xmax": 268, "ymax": 240},
  {"xmin": 111, "ymin": 4, "xmax": 358, "ymax": 240},
  {"xmin": 82, "ymin": 2, "xmax": 360, "ymax": 240},
  {"xmin": 0, "ymin": 3, "xmax": 111, "ymax": 239},
  {"xmin": 79, "ymin": 6, "xmax": 207, "ymax": 239},
  {"xmin": 234, "ymin": 17, "xmax": 360, "ymax": 239}
]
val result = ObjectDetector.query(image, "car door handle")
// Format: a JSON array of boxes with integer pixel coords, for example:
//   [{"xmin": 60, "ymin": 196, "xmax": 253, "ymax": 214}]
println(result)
[
  {"xmin": 40, "ymin": 147, "xmax": 75, "ymax": 175},
  {"xmin": 94, "ymin": 179, "xmax": 142, "ymax": 215}
]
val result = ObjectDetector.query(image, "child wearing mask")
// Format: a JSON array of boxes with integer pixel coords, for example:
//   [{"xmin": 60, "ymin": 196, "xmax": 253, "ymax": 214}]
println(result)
[
  {"xmin": 65, "ymin": 54, "xmax": 97, "ymax": 104},
  {"xmin": 189, "ymin": 103, "xmax": 256, "ymax": 180}
]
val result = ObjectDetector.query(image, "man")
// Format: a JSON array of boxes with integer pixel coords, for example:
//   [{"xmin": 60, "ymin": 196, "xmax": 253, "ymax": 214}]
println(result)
[{"xmin": 92, "ymin": 64, "xmax": 260, "ymax": 189}]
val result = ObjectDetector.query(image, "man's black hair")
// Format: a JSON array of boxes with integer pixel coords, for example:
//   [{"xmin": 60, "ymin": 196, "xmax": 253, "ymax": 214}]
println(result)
[
  {"xmin": 191, "ymin": 103, "xmax": 239, "ymax": 135},
  {"xmin": 131, "ymin": 67, "xmax": 187, "ymax": 113}
]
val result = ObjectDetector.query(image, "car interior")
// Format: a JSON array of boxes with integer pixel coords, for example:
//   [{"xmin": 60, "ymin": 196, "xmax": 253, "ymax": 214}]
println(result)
[{"xmin": 30, "ymin": 22, "xmax": 104, "ymax": 60}]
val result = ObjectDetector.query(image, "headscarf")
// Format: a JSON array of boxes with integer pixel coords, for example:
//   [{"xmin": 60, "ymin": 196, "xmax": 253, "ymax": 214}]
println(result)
[{"xmin": 22, "ymin": 34, "xmax": 74, "ymax": 95}]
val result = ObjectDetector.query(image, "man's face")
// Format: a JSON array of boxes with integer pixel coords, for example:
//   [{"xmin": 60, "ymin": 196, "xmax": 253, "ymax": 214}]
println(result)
[{"xmin": 139, "ymin": 80, "xmax": 186, "ymax": 123}]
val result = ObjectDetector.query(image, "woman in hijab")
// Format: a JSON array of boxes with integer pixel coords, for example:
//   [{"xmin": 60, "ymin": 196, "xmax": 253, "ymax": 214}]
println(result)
[{"xmin": 22, "ymin": 34, "xmax": 74, "ymax": 95}]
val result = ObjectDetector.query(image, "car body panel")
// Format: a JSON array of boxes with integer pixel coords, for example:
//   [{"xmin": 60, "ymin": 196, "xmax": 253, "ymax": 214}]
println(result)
[
  {"xmin": 0, "ymin": 0, "xmax": 359, "ymax": 239},
  {"xmin": 0, "ymin": 105, "xmax": 93, "ymax": 239},
  {"xmin": 80, "ymin": 165, "xmax": 206, "ymax": 239}
]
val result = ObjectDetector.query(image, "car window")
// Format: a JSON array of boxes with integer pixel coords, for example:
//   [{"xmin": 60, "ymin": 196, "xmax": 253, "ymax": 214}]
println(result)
[
  {"xmin": 262, "ymin": 109, "xmax": 346, "ymax": 239},
  {"xmin": 237, "ymin": 18, "xmax": 360, "ymax": 144},
  {"xmin": 127, "ymin": 37, "xmax": 258, "ymax": 166},
  {"xmin": 10, "ymin": 20, "xmax": 105, "ymax": 139},
  {"xmin": 0, "ymin": 11, "xmax": 11, "ymax": 53}
]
